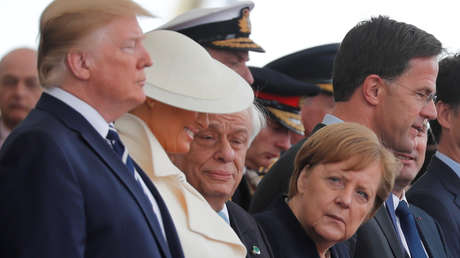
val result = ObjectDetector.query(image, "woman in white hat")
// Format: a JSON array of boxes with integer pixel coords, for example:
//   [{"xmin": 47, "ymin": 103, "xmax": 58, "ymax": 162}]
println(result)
[{"xmin": 115, "ymin": 30, "xmax": 253, "ymax": 258}]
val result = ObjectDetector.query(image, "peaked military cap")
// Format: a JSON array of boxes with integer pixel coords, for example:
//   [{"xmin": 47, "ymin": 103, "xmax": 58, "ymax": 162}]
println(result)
[
  {"xmin": 157, "ymin": 1, "xmax": 264, "ymax": 52},
  {"xmin": 250, "ymin": 66, "xmax": 320, "ymax": 135},
  {"xmin": 265, "ymin": 43, "xmax": 340, "ymax": 94}
]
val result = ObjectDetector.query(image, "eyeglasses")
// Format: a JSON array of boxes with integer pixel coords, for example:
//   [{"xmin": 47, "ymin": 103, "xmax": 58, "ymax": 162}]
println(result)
[{"xmin": 385, "ymin": 79, "xmax": 437, "ymax": 106}]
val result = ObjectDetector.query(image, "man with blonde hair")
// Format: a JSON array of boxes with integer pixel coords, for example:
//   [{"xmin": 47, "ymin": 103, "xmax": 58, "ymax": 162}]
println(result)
[{"xmin": 0, "ymin": 1, "xmax": 184, "ymax": 258}]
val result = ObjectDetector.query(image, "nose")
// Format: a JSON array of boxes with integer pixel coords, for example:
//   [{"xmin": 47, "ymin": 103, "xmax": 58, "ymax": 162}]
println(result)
[
  {"xmin": 240, "ymin": 65, "xmax": 254, "ymax": 84},
  {"xmin": 196, "ymin": 113, "xmax": 209, "ymax": 129},
  {"xmin": 214, "ymin": 139, "xmax": 236, "ymax": 163},
  {"xmin": 274, "ymin": 133, "xmax": 291, "ymax": 152},
  {"xmin": 13, "ymin": 82, "xmax": 27, "ymax": 98},
  {"xmin": 138, "ymin": 43, "xmax": 153, "ymax": 69},
  {"xmin": 421, "ymin": 99, "xmax": 437, "ymax": 120},
  {"xmin": 336, "ymin": 187, "xmax": 352, "ymax": 209}
]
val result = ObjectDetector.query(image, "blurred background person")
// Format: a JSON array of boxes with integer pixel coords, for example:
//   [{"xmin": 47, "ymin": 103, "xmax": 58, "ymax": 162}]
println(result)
[
  {"xmin": 116, "ymin": 30, "xmax": 254, "ymax": 258},
  {"xmin": 408, "ymin": 53, "xmax": 460, "ymax": 257},
  {"xmin": 171, "ymin": 106, "xmax": 274, "ymax": 258},
  {"xmin": 158, "ymin": 1, "xmax": 263, "ymax": 85},
  {"xmin": 255, "ymin": 123, "xmax": 398, "ymax": 258},
  {"xmin": 0, "ymin": 48, "xmax": 41, "ymax": 147},
  {"xmin": 233, "ymin": 66, "xmax": 319, "ymax": 210},
  {"xmin": 265, "ymin": 43, "xmax": 338, "ymax": 137},
  {"xmin": 250, "ymin": 43, "xmax": 337, "ymax": 212}
]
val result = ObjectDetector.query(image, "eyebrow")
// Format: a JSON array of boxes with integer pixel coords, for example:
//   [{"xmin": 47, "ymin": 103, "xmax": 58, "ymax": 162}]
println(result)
[{"xmin": 207, "ymin": 123, "xmax": 249, "ymax": 134}]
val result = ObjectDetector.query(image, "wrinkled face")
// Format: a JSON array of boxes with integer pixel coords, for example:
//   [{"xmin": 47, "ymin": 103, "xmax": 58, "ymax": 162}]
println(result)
[
  {"xmin": 300, "ymin": 93, "xmax": 335, "ymax": 136},
  {"xmin": 207, "ymin": 48, "xmax": 254, "ymax": 84},
  {"xmin": 393, "ymin": 126, "xmax": 427, "ymax": 188},
  {"xmin": 148, "ymin": 100, "xmax": 208, "ymax": 153},
  {"xmin": 175, "ymin": 111, "xmax": 252, "ymax": 202},
  {"xmin": 376, "ymin": 57, "xmax": 438, "ymax": 154},
  {"xmin": 293, "ymin": 158, "xmax": 381, "ymax": 245},
  {"xmin": 245, "ymin": 118, "xmax": 291, "ymax": 170},
  {"xmin": 0, "ymin": 49, "xmax": 41, "ymax": 129},
  {"xmin": 86, "ymin": 16, "xmax": 152, "ymax": 116}
]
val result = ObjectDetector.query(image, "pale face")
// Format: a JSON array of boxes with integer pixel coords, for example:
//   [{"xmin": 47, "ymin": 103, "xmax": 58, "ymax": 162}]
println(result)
[
  {"xmin": 207, "ymin": 48, "xmax": 254, "ymax": 84},
  {"xmin": 393, "ymin": 126, "xmax": 427, "ymax": 189},
  {"xmin": 0, "ymin": 49, "xmax": 42, "ymax": 129},
  {"xmin": 85, "ymin": 16, "xmax": 152, "ymax": 119},
  {"xmin": 245, "ymin": 118, "xmax": 291, "ymax": 170},
  {"xmin": 291, "ymin": 158, "xmax": 381, "ymax": 246},
  {"xmin": 174, "ymin": 111, "xmax": 252, "ymax": 207},
  {"xmin": 375, "ymin": 57, "xmax": 438, "ymax": 153},
  {"xmin": 300, "ymin": 93, "xmax": 335, "ymax": 136},
  {"xmin": 148, "ymin": 100, "xmax": 208, "ymax": 154}
]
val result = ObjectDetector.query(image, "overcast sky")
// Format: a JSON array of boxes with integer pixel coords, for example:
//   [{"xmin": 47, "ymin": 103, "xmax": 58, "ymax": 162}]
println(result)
[{"xmin": 1, "ymin": 0, "xmax": 459, "ymax": 66}]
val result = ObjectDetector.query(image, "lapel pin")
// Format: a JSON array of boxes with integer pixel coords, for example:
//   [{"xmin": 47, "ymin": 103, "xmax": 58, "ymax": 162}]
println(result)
[{"xmin": 251, "ymin": 245, "xmax": 261, "ymax": 255}]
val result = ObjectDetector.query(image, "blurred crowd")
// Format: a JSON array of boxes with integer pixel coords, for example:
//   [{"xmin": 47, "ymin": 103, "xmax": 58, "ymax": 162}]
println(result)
[{"xmin": 0, "ymin": 1, "xmax": 459, "ymax": 258}]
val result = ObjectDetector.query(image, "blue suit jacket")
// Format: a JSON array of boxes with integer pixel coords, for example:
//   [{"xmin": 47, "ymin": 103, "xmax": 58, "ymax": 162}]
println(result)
[
  {"xmin": 408, "ymin": 155, "xmax": 460, "ymax": 257},
  {"xmin": 0, "ymin": 93, "xmax": 184, "ymax": 258}
]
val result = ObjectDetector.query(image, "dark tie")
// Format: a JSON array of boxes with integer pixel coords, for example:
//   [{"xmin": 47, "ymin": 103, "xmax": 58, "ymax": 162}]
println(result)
[
  {"xmin": 106, "ymin": 124, "xmax": 170, "ymax": 248},
  {"xmin": 106, "ymin": 124, "xmax": 136, "ymax": 176},
  {"xmin": 395, "ymin": 200, "xmax": 427, "ymax": 258}
]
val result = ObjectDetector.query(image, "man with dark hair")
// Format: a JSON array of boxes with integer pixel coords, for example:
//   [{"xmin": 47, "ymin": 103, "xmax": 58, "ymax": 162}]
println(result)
[
  {"xmin": 251, "ymin": 16, "xmax": 449, "ymax": 258},
  {"xmin": 408, "ymin": 54, "xmax": 460, "ymax": 257}
]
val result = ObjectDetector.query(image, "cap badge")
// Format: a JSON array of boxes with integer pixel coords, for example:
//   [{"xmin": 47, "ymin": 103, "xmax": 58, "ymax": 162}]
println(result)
[{"xmin": 238, "ymin": 8, "xmax": 251, "ymax": 33}]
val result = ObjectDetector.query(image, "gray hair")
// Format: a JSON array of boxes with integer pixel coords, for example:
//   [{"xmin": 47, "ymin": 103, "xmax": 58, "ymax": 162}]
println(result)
[{"xmin": 248, "ymin": 103, "xmax": 266, "ymax": 144}]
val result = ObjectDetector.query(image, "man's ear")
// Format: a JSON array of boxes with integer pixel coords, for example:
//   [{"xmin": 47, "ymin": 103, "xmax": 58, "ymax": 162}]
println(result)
[
  {"xmin": 436, "ymin": 101, "xmax": 452, "ymax": 130},
  {"xmin": 65, "ymin": 49, "xmax": 91, "ymax": 80},
  {"xmin": 362, "ymin": 74, "xmax": 385, "ymax": 106}
]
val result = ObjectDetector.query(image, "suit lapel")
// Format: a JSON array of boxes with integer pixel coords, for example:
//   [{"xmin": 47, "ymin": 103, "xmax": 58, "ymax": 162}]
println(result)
[
  {"xmin": 374, "ymin": 206, "xmax": 407, "ymax": 258},
  {"xmin": 410, "ymin": 206, "xmax": 445, "ymax": 258},
  {"xmin": 36, "ymin": 94, "xmax": 173, "ymax": 257},
  {"xmin": 433, "ymin": 157, "xmax": 460, "ymax": 209}
]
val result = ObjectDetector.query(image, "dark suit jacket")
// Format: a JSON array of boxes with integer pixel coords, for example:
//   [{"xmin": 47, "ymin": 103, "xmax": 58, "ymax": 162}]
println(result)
[
  {"xmin": 408, "ymin": 155, "xmax": 460, "ymax": 256},
  {"xmin": 227, "ymin": 201, "xmax": 274, "ymax": 258},
  {"xmin": 353, "ymin": 199, "xmax": 450, "ymax": 258},
  {"xmin": 255, "ymin": 197, "xmax": 350, "ymax": 258},
  {"xmin": 249, "ymin": 123, "xmax": 325, "ymax": 213},
  {"xmin": 0, "ymin": 93, "xmax": 184, "ymax": 258}
]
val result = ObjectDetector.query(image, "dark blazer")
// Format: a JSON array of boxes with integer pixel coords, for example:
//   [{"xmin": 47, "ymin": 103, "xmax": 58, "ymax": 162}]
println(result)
[
  {"xmin": 249, "ymin": 123, "xmax": 325, "ymax": 213},
  {"xmin": 353, "ymin": 199, "xmax": 450, "ymax": 258},
  {"xmin": 227, "ymin": 201, "xmax": 274, "ymax": 258},
  {"xmin": 255, "ymin": 197, "xmax": 350, "ymax": 258},
  {"xmin": 408, "ymin": 155, "xmax": 460, "ymax": 256},
  {"xmin": 0, "ymin": 93, "xmax": 184, "ymax": 258}
]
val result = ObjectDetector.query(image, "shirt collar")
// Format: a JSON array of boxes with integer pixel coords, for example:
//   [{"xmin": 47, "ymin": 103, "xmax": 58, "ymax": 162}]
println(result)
[
  {"xmin": 218, "ymin": 203, "xmax": 230, "ymax": 224},
  {"xmin": 391, "ymin": 192, "xmax": 409, "ymax": 210},
  {"xmin": 435, "ymin": 151, "xmax": 460, "ymax": 180},
  {"xmin": 45, "ymin": 87, "xmax": 109, "ymax": 138},
  {"xmin": 322, "ymin": 113, "xmax": 344, "ymax": 126}
]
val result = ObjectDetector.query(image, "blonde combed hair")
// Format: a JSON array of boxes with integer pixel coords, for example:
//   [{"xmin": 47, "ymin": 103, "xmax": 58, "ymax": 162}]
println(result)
[
  {"xmin": 38, "ymin": 0, "xmax": 152, "ymax": 88},
  {"xmin": 288, "ymin": 122, "xmax": 399, "ymax": 218}
]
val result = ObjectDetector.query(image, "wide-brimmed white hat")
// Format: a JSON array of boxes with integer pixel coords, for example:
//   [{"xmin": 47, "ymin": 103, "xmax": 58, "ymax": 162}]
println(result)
[{"xmin": 143, "ymin": 30, "xmax": 254, "ymax": 114}]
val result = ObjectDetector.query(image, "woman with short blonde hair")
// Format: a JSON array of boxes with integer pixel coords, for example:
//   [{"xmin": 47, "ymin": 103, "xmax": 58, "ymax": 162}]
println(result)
[{"xmin": 256, "ymin": 123, "xmax": 399, "ymax": 258}]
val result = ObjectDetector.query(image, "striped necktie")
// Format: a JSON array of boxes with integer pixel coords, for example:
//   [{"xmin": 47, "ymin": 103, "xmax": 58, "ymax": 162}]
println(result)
[{"xmin": 106, "ymin": 123, "xmax": 136, "ymax": 176}]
